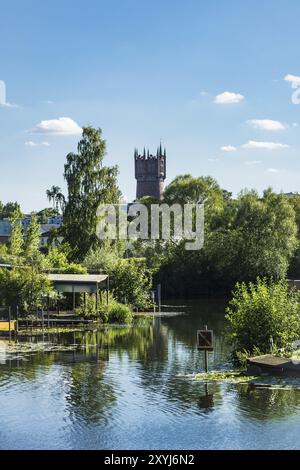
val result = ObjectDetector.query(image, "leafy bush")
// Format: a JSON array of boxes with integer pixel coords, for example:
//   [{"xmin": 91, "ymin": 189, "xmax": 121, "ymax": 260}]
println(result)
[
  {"xmin": 0, "ymin": 267, "xmax": 52, "ymax": 315},
  {"xmin": 108, "ymin": 258, "xmax": 152, "ymax": 309},
  {"xmin": 75, "ymin": 292, "xmax": 132, "ymax": 324},
  {"xmin": 46, "ymin": 248, "xmax": 86, "ymax": 273},
  {"xmin": 226, "ymin": 277, "xmax": 300, "ymax": 354},
  {"xmin": 107, "ymin": 301, "xmax": 132, "ymax": 324},
  {"xmin": 83, "ymin": 247, "xmax": 153, "ymax": 310}
]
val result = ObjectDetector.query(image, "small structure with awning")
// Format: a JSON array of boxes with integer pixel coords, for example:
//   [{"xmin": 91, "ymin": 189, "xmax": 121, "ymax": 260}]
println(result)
[{"xmin": 47, "ymin": 273, "xmax": 109, "ymax": 311}]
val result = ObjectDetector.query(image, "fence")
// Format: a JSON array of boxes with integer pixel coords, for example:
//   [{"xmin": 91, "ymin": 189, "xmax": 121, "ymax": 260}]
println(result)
[{"xmin": 0, "ymin": 306, "xmax": 18, "ymax": 340}]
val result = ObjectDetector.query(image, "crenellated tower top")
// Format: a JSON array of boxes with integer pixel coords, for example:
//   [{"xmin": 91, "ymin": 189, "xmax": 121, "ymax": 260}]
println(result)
[{"xmin": 134, "ymin": 144, "xmax": 166, "ymax": 200}]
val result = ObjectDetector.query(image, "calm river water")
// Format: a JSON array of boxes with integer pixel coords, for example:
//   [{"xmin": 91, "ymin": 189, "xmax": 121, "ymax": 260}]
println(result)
[{"xmin": 1, "ymin": 298, "xmax": 300, "ymax": 450}]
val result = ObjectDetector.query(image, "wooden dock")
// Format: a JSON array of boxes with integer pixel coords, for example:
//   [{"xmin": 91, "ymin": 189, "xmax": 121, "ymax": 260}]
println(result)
[{"xmin": 248, "ymin": 354, "xmax": 300, "ymax": 376}]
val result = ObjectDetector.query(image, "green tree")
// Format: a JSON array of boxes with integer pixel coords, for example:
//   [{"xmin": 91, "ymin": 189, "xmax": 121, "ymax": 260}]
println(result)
[
  {"xmin": 46, "ymin": 186, "xmax": 65, "ymax": 213},
  {"xmin": 37, "ymin": 207, "xmax": 59, "ymax": 223},
  {"xmin": 207, "ymin": 189, "xmax": 297, "ymax": 285},
  {"xmin": 83, "ymin": 247, "xmax": 152, "ymax": 309},
  {"xmin": 63, "ymin": 126, "xmax": 121, "ymax": 261},
  {"xmin": 46, "ymin": 247, "xmax": 86, "ymax": 274},
  {"xmin": 0, "ymin": 266, "xmax": 52, "ymax": 314},
  {"xmin": 108, "ymin": 258, "xmax": 152, "ymax": 309},
  {"xmin": 1, "ymin": 202, "xmax": 22, "ymax": 220},
  {"xmin": 163, "ymin": 174, "xmax": 228, "ymax": 228},
  {"xmin": 9, "ymin": 210, "xmax": 24, "ymax": 259},
  {"xmin": 24, "ymin": 216, "xmax": 41, "ymax": 262},
  {"xmin": 226, "ymin": 278, "xmax": 300, "ymax": 354},
  {"xmin": 287, "ymin": 194, "xmax": 300, "ymax": 278},
  {"xmin": 155, "ymin": 187, "xmax": 297, "ymax": 296}
]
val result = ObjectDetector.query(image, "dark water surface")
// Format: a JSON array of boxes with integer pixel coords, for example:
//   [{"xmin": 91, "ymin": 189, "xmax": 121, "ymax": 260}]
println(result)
[{"xmin": 1, "ymin": 298, "xmax": 300, "ymax": 450}]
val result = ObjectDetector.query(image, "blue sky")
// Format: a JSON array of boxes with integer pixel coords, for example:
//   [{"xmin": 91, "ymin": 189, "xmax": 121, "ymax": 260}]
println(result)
[{"xmin": 1, "ymin": 0, "xmax": 300, "ymax": 212}]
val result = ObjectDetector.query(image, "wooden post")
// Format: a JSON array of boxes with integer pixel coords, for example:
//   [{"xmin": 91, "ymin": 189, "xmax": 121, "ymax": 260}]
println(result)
[
  {"xmin": 72, "ymin": 286, "xmax": 76, "ymax": 312},
  {"xmin": 157, "ymin": 284, "xmax": 162, "ymax": 313},
  {"xmin": 96, "ymin": 289, "xmax": 99, "ymax": 310},
  {"xmin": 204, "ymin": 325, "xmax": 208, "ymax": 373},
  {"xmin": 47, "ymin": 295, "xmax": 50, "ymax": 328},
  {"xmin": 106, "ymin": 276, "xmax": 109, "ymax": 305},
  {"xmin": 152, "ymin": 291, "xmax": 156, "ymax": 313},
  {"xmin": 8, "ymin": 306, "xmax": 11, "ymax": 343},
  {"xmin": 16, "ymin": 305, "xmax": 19, "ymax": 340},
  {"xmin": 42, "ymin": 308, "xmax": 44, "ymax": 337}
]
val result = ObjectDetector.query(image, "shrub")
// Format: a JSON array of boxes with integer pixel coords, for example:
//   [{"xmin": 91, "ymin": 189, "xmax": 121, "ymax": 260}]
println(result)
[
  {"xmin": 46, "ymin": 248, "xmax": 86, "ymax": 273},
  {"xmin": 0, "ymin": 267, "xmax": 52, "ymax": 315},
  {"xmin": 75, "ymin": 292, "xmax": 132, "ymax": 324},
  {"xmin": 107, "ymin": 301, "xmax": 133, "ymax": 324},
  {"xmin": 108, "ymin": 258, "xmax": 152, "ymax": 309},
  {"xmin": 226, "ymin": 277, "xmax": 300, "ymax": 354}
]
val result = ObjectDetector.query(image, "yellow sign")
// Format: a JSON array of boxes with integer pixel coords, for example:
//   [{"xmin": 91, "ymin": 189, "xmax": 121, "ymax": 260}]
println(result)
[{"xmin": 0, "ymin": 321, "xmax": 16, "ymax": 332}]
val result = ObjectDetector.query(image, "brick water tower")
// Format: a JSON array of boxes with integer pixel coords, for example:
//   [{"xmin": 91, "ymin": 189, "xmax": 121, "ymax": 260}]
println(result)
[{"xmin": 134, "ymin": 144, "xmax": 166, "ymax": 200}]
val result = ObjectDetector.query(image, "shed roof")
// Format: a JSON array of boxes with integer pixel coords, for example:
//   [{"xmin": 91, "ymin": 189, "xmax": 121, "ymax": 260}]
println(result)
[{"xmin": 48, "ymin": 274, "xmax": 108, "ymax": 284}]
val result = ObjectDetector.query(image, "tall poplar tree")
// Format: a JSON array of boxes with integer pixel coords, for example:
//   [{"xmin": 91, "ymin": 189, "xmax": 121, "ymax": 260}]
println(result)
[{"xmin": 63, "ymin": 126, "xmax": 121, "ymax": 261}]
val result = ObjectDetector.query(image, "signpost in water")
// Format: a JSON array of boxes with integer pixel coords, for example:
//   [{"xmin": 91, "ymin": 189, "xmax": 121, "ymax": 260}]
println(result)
[{"xmin": 197, "ymin": 325, "xmax": 214, "ymax": 372}]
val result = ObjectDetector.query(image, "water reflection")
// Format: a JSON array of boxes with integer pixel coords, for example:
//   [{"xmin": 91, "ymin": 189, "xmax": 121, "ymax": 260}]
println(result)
[
  {"xmin": 236, "ymin": 384, "xmax": 300, "ymax": 421},
  {"xmin": 1, "ymin": 298, "xmax": 300, "ymax": 449}
]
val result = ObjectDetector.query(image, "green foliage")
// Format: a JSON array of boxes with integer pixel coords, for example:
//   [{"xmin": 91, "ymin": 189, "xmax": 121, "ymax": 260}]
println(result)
[
  {"xmin": 287, "ymin": 194, "xmax": 300, "ymax": 278},
  {"xmin": 211, "ymin": 189, "xmax": 297, "ymax": 283},
  {"xmin": 83, "ymin": 245, "xmax": 152, "ymax": 309},
  {"xmin": 62, "ymin": 126, "xmax": 121, "ymax": 261},
  {"xmin": 0, "ymin": 201, "xmax": 22, "ymax": 220},
  {"xmin": 46, "ymin": 186, "xmax": 65, "ymax": 213},
  {"xmin": 156, "ymin": 187, "xmax": 298, "ymax": 296},
  {"xmin": 24, "ymin": 216, "xmax": 41, "ymax": 262},
  {"xmin": 226, "ymin": 278, "xmax": 300, "ymax": 354},
  {"xmin": 83, "ymin": 241, "xmax": 126, "ymax": 272},
  {"xmin": 9, "ymin": 210, "xmax": 24, "ymax": 259},
  {"xmin": 163, "ymin": 174, "xmax": 227, "ymax": 228},
  {"xmin": 36, "ymin": 207, "xmax": 59, "ymax": 223},
  {"xmin": 107, "ymin": 300, "xmax": 132, "ymax": 324},
  {"xmin": 194, "ymin": 370, "xmax": 256, "ymax": 382},
  {"xmin": 108, "ymin": 258, "xmax": 152, "ymax": 309},
  {"xmin": 46, "ymin": 247, "xmax": 87, "ymax": 273},
  {"xmin": 75, "ymin": 292, "xmax": 132, "ymax": 324},
  {"xmin": 0, "ymin": 266, "xmax": 52, "ymax": 314}
]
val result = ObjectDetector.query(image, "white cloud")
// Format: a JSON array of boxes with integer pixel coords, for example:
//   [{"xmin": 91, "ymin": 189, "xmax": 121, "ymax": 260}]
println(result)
[
  {"xmin": 207, "ymin": 158, "xmax": 219, "ymax": 162},
  {"xmin": 25, "ymin": 141, "xmax": 50, "ymax": 147},
  {"xmin": 25, "ymin": 141, "xmax": 38, "ymax": 147},
  {"xmin": 247, "ymin": 119, "xmax": 286, "ymax": 131},
  {"xmin": 267, "ymin": 168, "xmax": 280, "ymax": 173},
  {"xmin": 241, "ymin": 140, "xmax": 289, "ymax": 150},
  {"xmin": 214, "ymin": 91, "xmax": 245, "ymax": 104},
  {"xmin": 221, "ymin": 145, "xmax": 237, "ymax": 152},
  {"xmin": 0, "ymin": 80, "xmax": 19, "ymax": 108},
  {"xmin": 244, "ymin": 160, "xmax": 261, "ymax": 166},
  {"xmin": 284, "ymin": 74, "xmax": 300, "ymax": 88},
  {"xmin": 32, "ymin": 117, "xmax": 82, "ymax": 135}
]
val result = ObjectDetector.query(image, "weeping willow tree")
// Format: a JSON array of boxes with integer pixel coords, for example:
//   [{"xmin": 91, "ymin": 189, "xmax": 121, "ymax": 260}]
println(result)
[{"xmin": 63, "ymin": 126, "xmax": 121, "ymax": 261}]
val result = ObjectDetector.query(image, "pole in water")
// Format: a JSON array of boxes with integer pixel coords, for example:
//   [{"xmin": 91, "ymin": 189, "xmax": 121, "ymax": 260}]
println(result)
[
  {"xmin": 197, "ymin": 325, "xmax": 213, "ymax": 373},
  {"xmin": 8, "ymin": 306, "xmax": 11, "ymax": 343},
  {"xmin": 204, "ymin": 350, "xmax": 208, "ymax": 373},
  {"xmin": 16, "ymin": 305, "xmax": 19, "ymax": 341},
  {"xmin": 204, "ymin": 325, "xmax": 208, "ymax": 372}
]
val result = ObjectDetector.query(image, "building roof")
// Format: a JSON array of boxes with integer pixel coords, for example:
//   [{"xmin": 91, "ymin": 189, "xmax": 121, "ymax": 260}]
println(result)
[
  {"xmin": 0, "ymin": 221, "xmax": 11, "ymax": 237},
  {"xmin": 47, "ymin": 273, "xmax": 108, "ymax": 284},
  {"xmin": 40, "ymin": 224, "xmax": 61, "ymax": 235}
]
